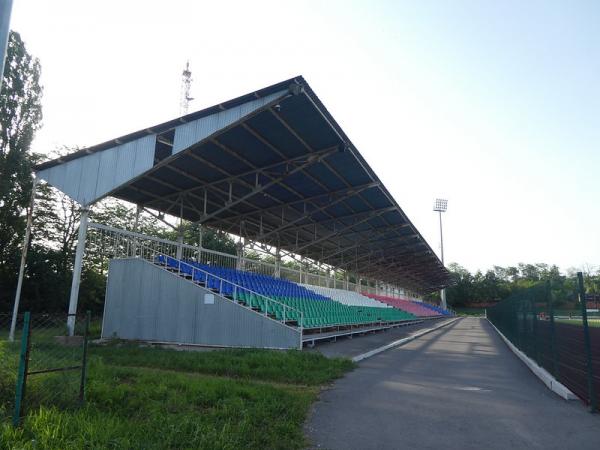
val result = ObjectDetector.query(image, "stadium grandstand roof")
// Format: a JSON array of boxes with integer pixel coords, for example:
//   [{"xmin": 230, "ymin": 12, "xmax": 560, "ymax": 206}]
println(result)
[{"xmin": 35, "ymin": 76, "xmax": 451, "ymax": 293}]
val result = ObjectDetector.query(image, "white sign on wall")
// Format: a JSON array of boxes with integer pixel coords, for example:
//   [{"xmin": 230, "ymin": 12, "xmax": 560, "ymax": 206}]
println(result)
[{"xmin": 204, "ymin": 293, "xmax": 215, "ymax": 305}]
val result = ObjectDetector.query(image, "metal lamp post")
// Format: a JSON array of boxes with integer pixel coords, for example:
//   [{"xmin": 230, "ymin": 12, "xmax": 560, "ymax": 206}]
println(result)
[{"xmin": 433, "ymin": 199, "xmax": 448, "ymax": 309}]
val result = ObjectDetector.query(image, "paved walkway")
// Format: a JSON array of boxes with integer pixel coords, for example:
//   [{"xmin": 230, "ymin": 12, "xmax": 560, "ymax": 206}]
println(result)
[
  {"xmin": 308, "ymin": 318, "xmax": 451, "ymax": 359},
  {"xmin": 306, "ymin": 317, "xmax": 600, "ymax": 450}
]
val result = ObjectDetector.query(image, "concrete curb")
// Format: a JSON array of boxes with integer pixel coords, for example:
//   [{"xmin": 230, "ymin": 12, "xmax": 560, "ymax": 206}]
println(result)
[
  {"xmin": 487, "ymin": 319, "xmax": 578, "ymax": 401},
  {"xmin": 351, "ymin": 317, "xmax": 460, "ymax": 363}
]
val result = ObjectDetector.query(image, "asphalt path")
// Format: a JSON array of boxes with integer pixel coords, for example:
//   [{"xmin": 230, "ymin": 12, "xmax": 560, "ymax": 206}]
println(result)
[
  {"xmin": 308, "ymin": 318, "xmax": 451, "ymax": 359},
  {"xmin": 306, "ymin": 317, "xmax": 600, "ymax": 450}
]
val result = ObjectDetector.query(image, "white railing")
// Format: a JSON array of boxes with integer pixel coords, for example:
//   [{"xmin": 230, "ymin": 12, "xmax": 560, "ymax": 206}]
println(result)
[
  {"xmin": 87, "ymin": 223, "xmax": 303, "ymax": 331},
  {"xmin": 87, "ymin": 222, "xmax": 407, "ymax": 303}
]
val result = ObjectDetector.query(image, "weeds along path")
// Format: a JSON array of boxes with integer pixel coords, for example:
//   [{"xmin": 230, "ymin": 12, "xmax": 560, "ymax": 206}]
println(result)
[{"xmin": 1, "ymin": 345, "xmax": 354, "ymax": 450}]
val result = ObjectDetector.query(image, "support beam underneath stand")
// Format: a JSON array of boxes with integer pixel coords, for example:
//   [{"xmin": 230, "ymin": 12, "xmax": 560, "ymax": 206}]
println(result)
[{"xmin": 67, "ymin": 208, "xmax": 90, "ymax": 336}]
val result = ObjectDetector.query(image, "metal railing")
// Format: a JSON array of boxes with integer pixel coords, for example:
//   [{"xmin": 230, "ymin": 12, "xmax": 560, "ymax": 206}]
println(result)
[
  {"xmin": 87, "ymin": 223, "xmax": 303, "ymax": 332},
  {"xmin": 87, "ymin": 222, "xmax": 413, "ymax": 300}
]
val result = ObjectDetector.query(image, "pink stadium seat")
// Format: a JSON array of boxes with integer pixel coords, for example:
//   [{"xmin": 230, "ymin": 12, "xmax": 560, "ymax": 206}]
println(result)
[{"xmin": 362, "ymin": 293, "xmax": 441, "ymax": 317}]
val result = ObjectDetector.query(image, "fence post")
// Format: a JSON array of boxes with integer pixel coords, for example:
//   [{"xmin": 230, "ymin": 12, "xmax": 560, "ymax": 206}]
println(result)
[
  {"xmin": 13, "ymin": 311, "xmax": 31, "ymax": 427},
  {"xmin": 531, "ymin": 296, "xmax": 539, "ymax": 364},
  {"xmin": 79, "ymin": 311, "xmax": 91, "ymax": 404},
  {"xmin": 577, "ymin": 272, "xmax": 597, "ymax": 413},
  {"xmin": 546, "ymin": 281, "xmax": 559, "ymax": 379}
]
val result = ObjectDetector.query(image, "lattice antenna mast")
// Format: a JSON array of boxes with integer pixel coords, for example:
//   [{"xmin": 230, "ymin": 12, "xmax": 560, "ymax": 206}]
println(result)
[{"xmin": 180, "ymin": 61, "xmax": 194, "ymax": 115}]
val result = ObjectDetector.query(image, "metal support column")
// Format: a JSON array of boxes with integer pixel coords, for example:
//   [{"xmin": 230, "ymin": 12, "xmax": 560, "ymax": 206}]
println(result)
[
  {"xmin": 176, "ymin": 231, "xmax": 183, "ymax": 260},
  {"xmin": 176, "ymin": 200, "xmax": 184, "ymax": 260},
  {"xmin": 9, "ymin": 178, "xmax": 37, "ymax": 341},
  {"xmin": 197, "ymin": 225, "xmax": 203, "ymax": 261},
  {"xmin": 274, "ymin": 247, "xmax": 281, "ymax": 278},
  {"xmin": 132, "ymin": 204, "xmax": 141, "ymax": 257},
  {"xmin": 236, "ymin": 240, "xmax": 244, "ymax": 271},
  {"xmin": 67, "ymin": 207, "xmax": 89, "ymax": 336}
]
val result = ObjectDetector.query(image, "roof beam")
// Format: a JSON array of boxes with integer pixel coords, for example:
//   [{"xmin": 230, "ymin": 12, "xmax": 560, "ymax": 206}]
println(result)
[
  {"xmin": 292, "ymin": 207, "xmax": 395, "ymax": 253},
  {"xmin": 198, "ymin": 148, "xmax": 338, "ymax": 224}
]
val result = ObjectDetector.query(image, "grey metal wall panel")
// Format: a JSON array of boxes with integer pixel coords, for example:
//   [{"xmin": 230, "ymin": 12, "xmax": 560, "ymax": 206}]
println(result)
[
  {"xmin": 36, "ymin": 134, "xmax": 155, "ymax": 206},
  {"xmin": 172, "ymin": 90, "xmax": 287, "ymax": 155},
  {"xmin": 102, "ymin": 258, "xmax": 300, "ymax": 349}
]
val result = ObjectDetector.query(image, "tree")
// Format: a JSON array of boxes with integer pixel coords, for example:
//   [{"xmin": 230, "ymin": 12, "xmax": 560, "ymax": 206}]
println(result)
[{"xmin": 0, "ymin": 31, "xmax": 43, "ymax": 308}]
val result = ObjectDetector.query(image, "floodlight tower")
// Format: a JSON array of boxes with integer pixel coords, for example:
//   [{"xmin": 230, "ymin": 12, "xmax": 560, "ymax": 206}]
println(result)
[
  {"xmin": 433, "ymin": 198, "xmax": 448, "ymax": 309},
  {"xmin": 180, "ymin": 61, "xmax": 194, "ymax": 115}
]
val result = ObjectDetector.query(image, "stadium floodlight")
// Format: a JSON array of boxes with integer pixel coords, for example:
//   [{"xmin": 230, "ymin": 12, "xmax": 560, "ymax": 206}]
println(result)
[
  {"xmin": 433, "ymin": 199, "xmax": 448, "ymax": 309},
  {"xmin": 433, "ymin": 198, "xmax": 448, "ymax": 213}
]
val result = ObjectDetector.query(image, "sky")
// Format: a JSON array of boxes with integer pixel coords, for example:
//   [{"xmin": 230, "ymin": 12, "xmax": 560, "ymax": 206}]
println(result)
[{"xmin": 8, "ymin": 0, "xmax": 600, "ymax": 273}]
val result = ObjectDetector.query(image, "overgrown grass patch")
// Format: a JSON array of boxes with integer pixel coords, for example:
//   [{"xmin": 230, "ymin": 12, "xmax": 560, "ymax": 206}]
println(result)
[
  {"xmin": 93, "ymin": 342, "xmax": 353, "ymax": 385},
  {"xmin": 2, "ymin": 361, "xmax": 317, "ymax": 449},
  {"xmin": 1, "ymin": 344, "xmax": 354, "ymax": 449}
]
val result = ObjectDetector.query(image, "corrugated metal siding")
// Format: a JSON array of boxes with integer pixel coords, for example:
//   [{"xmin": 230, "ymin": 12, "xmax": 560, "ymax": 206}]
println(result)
[
  {"xmin": 172, "ymin": 90, "xmax": 287, "ymax": 155},
  {"xmin": 102, "ymin": 258, "xmax": 301, "ymax": 349},
  {"xmin": 36, "ymin": 134, "xmax": 155, "ymax": 206}
]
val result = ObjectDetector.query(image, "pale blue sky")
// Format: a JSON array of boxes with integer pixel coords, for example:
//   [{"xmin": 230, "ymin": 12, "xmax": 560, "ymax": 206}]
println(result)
[{"xmin": 10, "ymin": 0, "xmax": 600, "ymax": 273}]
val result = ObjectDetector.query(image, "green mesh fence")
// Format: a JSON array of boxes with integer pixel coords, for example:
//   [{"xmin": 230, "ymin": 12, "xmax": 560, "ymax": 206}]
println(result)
[
  {"xmin": 487, "ymin": 277, "xmax": 599, "ymax": 412},
  {"xmin": 0, "ymin": 312, "xmax": 90, "ymax": 427}
]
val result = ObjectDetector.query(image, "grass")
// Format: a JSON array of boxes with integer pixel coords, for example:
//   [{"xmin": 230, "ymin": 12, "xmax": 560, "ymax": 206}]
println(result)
[
  {"xmin": 556, "ymin": 318, "xmax": 600, "ymax": 328},
  {"xmin": 92, "ymin": 343, "xmax": 351, "ymax": 385},
  {"xmin": 0, "ymin": 341, "xmax": 354, "ymax": 449}
]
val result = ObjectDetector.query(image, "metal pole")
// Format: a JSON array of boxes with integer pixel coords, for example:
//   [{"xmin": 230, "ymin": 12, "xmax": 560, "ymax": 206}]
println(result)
[
  {"xmin": 197, "ymin": 224, "xmax": 203, "ymax": 261},
  {"xmin": 13, "ymin": 310, "xmax": 30, "ymax": 427},
  {"xmin": 439, "ymin": 210, "xmax": 447, "ymax": 309},
  {"xmin": 0, "ymin": 0, "xmax": 14, "ymax": 95},
  {"xmin": 275, "ymin": 247, "xmax": 281, "ymax": 278},
  {"xmin": 577, "ymin": 272, "xmax": 597, "ymax": 412},
  {"xmin": 547, "ymin": 281, "xmax": 559, "ymax": 379},
  {"xmin": 67, "ymin": 208, "xmax": 90, "ymax": 336},
  {"xmin": 79, "ymin": 311, "xmax": 91, "ymax": 404},
  {"xmin": 176, "ymin": 232, "xmax": 183, "ymax": 260},
  {"xmin": 9, "ymin": 178, "xmax": 38, "ymax": 341},
  {"xmin": 176, "ymin": 200, "xmax": 184, "ymax": 260},
  {"xmin": 531, "ymin": 297, "xmax": 538, "ymax": 364},
  {"xmin": 132, "ymin": 204, "xmax": 141, "ymax": 257},
  {"xmin": 236, "ymin": 240, "xmax": 244, "ymax": 271}
]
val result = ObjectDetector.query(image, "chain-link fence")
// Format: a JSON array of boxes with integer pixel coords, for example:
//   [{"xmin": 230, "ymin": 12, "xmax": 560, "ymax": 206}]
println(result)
[
  {"xmin": 0, "ymin": 312, "xmax": 90, "ymax": 427},
  {"xmin": 487, "ymin": 273, "xmax": 599, "ymax": 412}
]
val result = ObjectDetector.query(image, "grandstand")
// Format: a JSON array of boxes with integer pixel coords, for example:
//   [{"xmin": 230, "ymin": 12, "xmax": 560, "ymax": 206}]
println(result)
[{"xmin": 19, "ymin": 76, "xmax": 453, "ymax": 349}]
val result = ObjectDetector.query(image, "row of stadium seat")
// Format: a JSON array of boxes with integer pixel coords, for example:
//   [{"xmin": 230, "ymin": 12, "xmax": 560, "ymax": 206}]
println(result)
[
  {"xmin": 301, "ymin": 284, "xmax": 391, "ymax": 308},
  {"xmin": 154, "ymin": 255, "xmax": 418, "ymax": 328},
  {"xmin": 363, "ymin": 293, "xmax": 446, "ymax": 317},
  {"xmin": 417, "ymin": 302, "xmax": 452, "ymax": 316}
]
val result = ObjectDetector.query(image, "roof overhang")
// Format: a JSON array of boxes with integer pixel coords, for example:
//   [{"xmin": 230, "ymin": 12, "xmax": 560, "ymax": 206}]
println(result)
[{"xmin": 35, "ymin": 76, "xmax": 451, "ymax": 293}]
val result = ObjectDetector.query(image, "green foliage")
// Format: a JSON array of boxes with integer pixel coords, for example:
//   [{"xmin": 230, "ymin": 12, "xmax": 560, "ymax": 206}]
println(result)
[
  {"xmin": 434, "ymin": 262, "xmax": 600, "ymax": 308},
  {"xmin": 159, "ymin": 222, "xmax": 238, "ymax": 255},
  {"xmin": 0, "ymin": 362, "xmax": 317, "ymax": 450},
  {"xmin": 0, "ymin": 344, "xmax": 354, "ymax": 449},
  {"xmin": 0, "ymin": 31, "xmax": 42, "ymax": 310}
]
